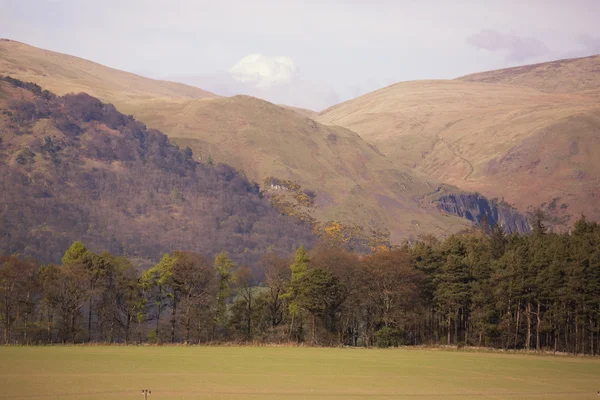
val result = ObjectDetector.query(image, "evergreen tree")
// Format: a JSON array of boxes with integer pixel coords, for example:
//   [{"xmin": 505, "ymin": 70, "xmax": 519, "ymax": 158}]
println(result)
[
  {"xmin": 214, "ymin": 251, "xmax": 236, "ymax": 338},
  {"xmin": 285, "ymin": 245, "xmax": 309, "ymax": 340}
]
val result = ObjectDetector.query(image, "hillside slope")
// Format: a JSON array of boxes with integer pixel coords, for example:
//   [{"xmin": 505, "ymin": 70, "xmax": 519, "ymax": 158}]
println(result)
[
  {"xmin": 318, "ymin": 60, "xmax": 600, "ymax": 225},
  {"xmin": 127, "ymin": 94, "xmax": 478, "ymax": 241},
  {"xmin": 2, "ymin": 39, "xmax": 504, "ymax": 242},
  {"xmin": 457, "ymin": 54, "xmax": 600, "ymax": 96},
  {"xmin": 0, "ymin": 78, "xmax": 314, "ymax": 264},
  {"xmin": 0, "ymin": 39, "xmax": 217, "ymax": 103}
]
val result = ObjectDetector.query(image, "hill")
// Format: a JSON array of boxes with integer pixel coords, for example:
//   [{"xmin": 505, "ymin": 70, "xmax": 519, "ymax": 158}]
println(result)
[
  {"xmin": 318, "ymin": 59, "xmax": 600, "ymax": 226},
  {"xmin": 1, "ymin": 39, "xmax": 527, "ymax": 242},
  {"xmin": 0, "ymin": 39, "xmax": 217, "ymax": 103},
  {"xmin": 457, "ymin": 54, "xmax": 600, "ymax": 96},
  {"xmin": 0, "ymin": 77, "xmax": 314, "ymax": 264}
]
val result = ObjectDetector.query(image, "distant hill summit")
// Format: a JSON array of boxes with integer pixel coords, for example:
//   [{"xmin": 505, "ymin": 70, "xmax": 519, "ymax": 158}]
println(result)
[
  {"xmin": 457, "ymin": 54, "xmax": 600, "ymax": 96},
  {"xmin": 0, "ymin": 77, "xmax": 314, "ymax": 264},
  {"xmin": 0, "ymin": 39, "xmax": 217, "ymax": 102}
]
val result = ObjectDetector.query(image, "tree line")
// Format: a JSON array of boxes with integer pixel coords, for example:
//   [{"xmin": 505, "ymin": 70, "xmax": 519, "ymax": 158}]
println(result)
[{"xmin": 1, "ymin": 215, "xmax": 599, "ymax": 354}]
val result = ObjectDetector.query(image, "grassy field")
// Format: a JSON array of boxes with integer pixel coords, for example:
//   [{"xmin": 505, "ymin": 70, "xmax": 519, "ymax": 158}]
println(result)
[{"xmin": 0, "ymin": 347, "xmax": 599, "ymax": 399}]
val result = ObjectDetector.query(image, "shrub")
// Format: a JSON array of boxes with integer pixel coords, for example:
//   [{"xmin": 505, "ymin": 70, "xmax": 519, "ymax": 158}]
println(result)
[{"xmin": 375, "ymin": 327, "xmax": 405, "ymax": 348}]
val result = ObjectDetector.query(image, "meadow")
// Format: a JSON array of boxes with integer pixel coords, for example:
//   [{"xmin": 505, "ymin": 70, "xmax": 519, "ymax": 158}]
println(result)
[{"xmin": 0, "ymin": 347, "xmax": 599, "ymax": 399}]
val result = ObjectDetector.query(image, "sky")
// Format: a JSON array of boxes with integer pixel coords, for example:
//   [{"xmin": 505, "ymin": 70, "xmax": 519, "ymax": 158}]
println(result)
[{"xmin": 1, "ymin": 0, "xmax": 599, "ymax": 110}]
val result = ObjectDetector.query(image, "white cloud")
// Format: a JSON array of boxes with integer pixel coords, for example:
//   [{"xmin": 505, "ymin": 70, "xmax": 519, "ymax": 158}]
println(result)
[{"xmin": 229, "ymin": 54, "xmax": 298, "ymax": 89}]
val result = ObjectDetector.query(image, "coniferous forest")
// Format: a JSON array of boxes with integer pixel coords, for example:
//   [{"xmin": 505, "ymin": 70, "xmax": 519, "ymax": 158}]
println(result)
[{"xmin": 1, "ymin": 215, "xmax": 599, "ymax": 355}]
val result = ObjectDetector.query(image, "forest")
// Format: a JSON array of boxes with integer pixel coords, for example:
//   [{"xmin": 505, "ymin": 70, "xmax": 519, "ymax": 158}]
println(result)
[{"xmin": 1, "ymin": 215, "xmax": 599, "ymax": 355}]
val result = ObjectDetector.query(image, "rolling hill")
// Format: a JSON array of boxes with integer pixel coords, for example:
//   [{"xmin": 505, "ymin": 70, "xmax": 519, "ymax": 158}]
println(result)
[
  {"xmin": 317, "ymin": 57, "xmax": 600, "ymax": 226},
  {"xmin": 3, "ymin": 39, "xmax": 522, "ymax": 243},
  {"xmin": 457, "ymin": 54, "xmax": 600, "ymax": 96},
  {"xmin": 0, "ymin": 39, "xmax": 216, "ymax": 102}
]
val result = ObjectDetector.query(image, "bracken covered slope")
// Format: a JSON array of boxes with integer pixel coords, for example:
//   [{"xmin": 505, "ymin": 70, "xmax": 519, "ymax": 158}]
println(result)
[
  {"xmin": 0, "ymin": 78, "xmax": 314, "ymax": 264},
  {"xmin": 318, "ymin": 56, "xmax": 600, "ymax": 226}
]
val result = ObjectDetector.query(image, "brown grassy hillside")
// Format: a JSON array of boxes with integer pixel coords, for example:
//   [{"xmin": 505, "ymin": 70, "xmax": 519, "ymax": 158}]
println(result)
[
  {"xmin": 124, "ymin": 94, "xmax": 474, "ymax": 242},
  {"xmin": 317, "ymin": 57, "xmax": 600, "ymax": 225},
  {"xmin": 0, "ymin": 39, "xmax": 476, "ymax": 242},
  {"xmin": 0, "ymin": 39, "xmax": 216, "ymax": 102}
]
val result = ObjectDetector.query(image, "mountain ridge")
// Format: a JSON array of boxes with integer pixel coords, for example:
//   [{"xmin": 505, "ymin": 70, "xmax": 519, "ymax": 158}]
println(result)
[
  {"xmin": 0, "ymin": 39, "xmax": 217, "ymax": 101},
  {"xmin": 456, "ymin": 54, "xmax": 600, "ymax": 96},
  {"xmin": 317, "ymin": 57, "xmax": 600, "ymax": 227}
]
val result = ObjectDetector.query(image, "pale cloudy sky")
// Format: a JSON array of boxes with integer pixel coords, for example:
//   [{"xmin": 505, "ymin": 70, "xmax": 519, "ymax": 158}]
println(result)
[{"xmin": 1, "ymin": 0, "xmax": 599, "ymax": 110}]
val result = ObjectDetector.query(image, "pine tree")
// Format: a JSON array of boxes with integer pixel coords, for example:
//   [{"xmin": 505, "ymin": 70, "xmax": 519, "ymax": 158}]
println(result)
[
  {"xmin": 285, "ymin": 245, "xmax": 309, "ymax": 341},
  {"xmin": 214, "ymin": 251, "xmax": 235, "ymax": 337}
]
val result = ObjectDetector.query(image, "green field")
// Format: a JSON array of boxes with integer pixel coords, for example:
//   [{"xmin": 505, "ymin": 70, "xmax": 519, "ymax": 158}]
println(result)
[{"xmin": 0, "ymin": 347, "xmax": 598, "ymax": 399}]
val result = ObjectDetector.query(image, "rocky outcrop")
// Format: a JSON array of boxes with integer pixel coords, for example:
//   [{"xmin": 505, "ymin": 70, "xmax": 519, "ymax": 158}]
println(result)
[{"xmin": 435, "ymin": 192, "xmax": 530, "ymax": 234}]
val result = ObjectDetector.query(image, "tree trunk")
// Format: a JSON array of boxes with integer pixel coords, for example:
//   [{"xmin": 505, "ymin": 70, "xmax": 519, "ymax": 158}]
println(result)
[
  {"xmin": 289, "ymin": 312, "xmax": 295, "ymax": 342},
  {"xmin": 171, "ymin": 299, "xmax": 177, "ymax": 343},
  {"xmin": 505, "ymin": 306, "xmax": 512, "ymax": 349},
  {"xmin": 3, "ymin": 293, "xmax": 9, "ymax": 344},
  {"xmin": 581, "ymin": 315, "xmax": 585, "ymax": 355},
  {"xmin": 575, "ymin": 314, "xmax": 579, "ymax": 354},
  {"xmin": 526, "ymin": 300, "xmax": 531, "ymax": 351},
  {"xmin": 71, "ymin": 312, "xmax": 76, "ymax": 343},
  {"xmin": 536, "ymin": 302, "xmax": 541, "ymax": 351},
  {"xmin": 447, "ymin": 313, "xmax": 451, "ymax": 345},
  {"xmin": 88, "ymin": 297, "xmax": 93, "ymax": 342},
  {"xmin": 109, "ymin": 318, "xmax": 114, "ymax": 344},
  {"xmin": 155, "ymin": 296, "xmax": 162, "ymax": 343},
  {"xmin": 125, "ymin": 313, "xmax": 131, "ymax": 344},
  {"xmin": 47, "ymin": 310, "xmax": 53, "ymax": 344},
  {"xmin": 196, "ymin": 316, "xmax": 203, "ymax": 344},
  {"xmin": 23, "ymin": 291, "xmax": 31, "ymax": 345},
  {"xmin": 589, "ymin": 316, "xmax": 594, "ymax": 356},
  {"xmin": 155, "ymin": 286, "xmax": 163, "ymax": 343},
  {"xmin": 454, "ymin": 309, "xmax": 459, "ymax": 345},
  {"xmin": 137, "ymin": 317, "xmax": 142, "ymax": 344},
  {"xmin": 185, "ymin": 305, "xmax": 191, "ymax": 345},
  {"xmin": 597, "ymin": 305, "xmax": 600, "ymax": 356},
  {"xmin": 247, "ymin": 291, "xmax": 252, "ymax": 340},
  {"xmin": 62, "ymin": 309, "xmax": 70, "ymax": 343},
  {"xmin": 311, "ymin": 313, "xmax": 316, "ymax": 345},
  {"xmin": 514, "ymin": 301, "xmax": 520, "ymax": 350},
  {"xmin": 553, "ymin": 300, "xmax": 558, "ymax": 353},
  {"xmin": 565, "ymin": 310, "xmax": 569, "ymax": 354},
  {"xmin": 464, "ymin": 307, "xmax": 469, "ymax": 345}
]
